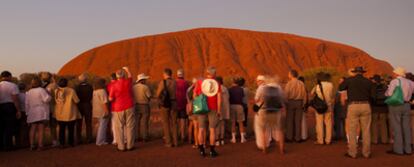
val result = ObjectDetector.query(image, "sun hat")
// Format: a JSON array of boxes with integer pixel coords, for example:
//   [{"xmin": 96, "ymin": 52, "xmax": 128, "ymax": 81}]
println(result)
[
  {"xmin": 136, "ymin": 73, "xmax": 150, "ymax": 82},
  {"xmin": 201, "ymin": 79, "xmax": 219, "ymax": 97},
  {"xmin": 351, "ymin": 66, "xmax": 367, "ymax": 73},
  {"xmin": 393, "ymin": 67, "xmax": 406, "ymax": 77}
]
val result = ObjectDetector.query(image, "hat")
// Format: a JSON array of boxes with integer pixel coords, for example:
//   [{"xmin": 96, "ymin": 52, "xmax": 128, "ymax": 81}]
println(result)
[
  {"xmin": 351, "ymin": 66, "xmax": 367, "ymax": 73},
  {"xmin": 201, "ymin": 79, "xmax": 219, "ymax": 97},
  {"xmin": 393, "ymin": 67, "xmax": 406, "ymax": 77},
  {"xmin": 177, "ymin": 69, "xmax": 184, "ymax": 78},
  {"xmin": 256, "ymin": 75, "xmax": 266, "ymax": 81},
  {"xmin": 136, "ymin": 73, "xmax": 150, "ymax": 82},
  {"xmin": 370, "ymin": 74, "xmax": 383, "ymax": 82}
]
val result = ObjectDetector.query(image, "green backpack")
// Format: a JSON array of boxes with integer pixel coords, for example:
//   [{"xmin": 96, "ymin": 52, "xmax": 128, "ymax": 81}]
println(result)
[
  {"xmin": 385, "ymin": 79, "xmax": 404, "ymax": 106},
  {"xmin": 193, "ymin": 94, "xmax": 210, "ymax": 114}
]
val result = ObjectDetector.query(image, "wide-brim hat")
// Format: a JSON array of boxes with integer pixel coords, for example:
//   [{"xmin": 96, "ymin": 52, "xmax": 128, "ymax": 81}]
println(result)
[
  {"xmin": 393, "ymin": 67, "xmax": 406, "ymax": 77},
  {"xmin": 201, "ymin": 79, "xmax": 219, "ymax": 97},
  {"xmin": 351, "ymin": 66, "xmax": 367, "ymax": 73},
  {"xmin": 136, "ymin": 73, "xmax": 150, "ymax": 82}
]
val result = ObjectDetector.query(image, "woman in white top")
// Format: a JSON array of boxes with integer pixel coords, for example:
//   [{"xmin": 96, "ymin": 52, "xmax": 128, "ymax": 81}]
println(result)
[
  {"xmin": 311, "ymin": 72, "xmax": 335, "ymax": 145},
  {"xmin": 25, "ymin": 77, "xmax": 51, "ymax": 150},
  {"xmin": 92, "ymin": 78, "xmax": 110, "ymax": 146}
]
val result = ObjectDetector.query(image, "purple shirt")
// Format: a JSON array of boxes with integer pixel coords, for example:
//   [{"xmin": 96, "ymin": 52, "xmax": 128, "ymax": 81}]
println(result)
[
  {"xmin": 386, "ymin": 77, "xmax": 414, "ymax": 102},
  {"xmin": 229, "ymin": 86, "xmax": 244, "ymax": 105}
]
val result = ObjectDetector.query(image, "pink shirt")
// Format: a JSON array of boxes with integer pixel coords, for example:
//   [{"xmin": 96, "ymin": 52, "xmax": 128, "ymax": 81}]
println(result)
[{"xmin": 109, "ymin": 78, "xmax": 134, "ymax": 112}]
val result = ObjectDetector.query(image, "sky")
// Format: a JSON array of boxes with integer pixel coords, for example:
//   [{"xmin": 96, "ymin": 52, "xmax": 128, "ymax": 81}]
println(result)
[{"xmin": 0, "ymin": 0, "xmax": 413, "ymax": 76}]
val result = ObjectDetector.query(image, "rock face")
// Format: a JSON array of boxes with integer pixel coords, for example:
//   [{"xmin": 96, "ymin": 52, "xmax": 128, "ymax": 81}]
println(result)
[{"xmin": 59, "ymin": 28, "xmax": 393, "ymax": 81}]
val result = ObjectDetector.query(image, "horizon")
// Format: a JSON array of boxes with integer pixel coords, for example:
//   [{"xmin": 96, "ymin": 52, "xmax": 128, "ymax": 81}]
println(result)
[{"xmin": 0, "ymin": 0, "xmax": 413, "ymax": 76}]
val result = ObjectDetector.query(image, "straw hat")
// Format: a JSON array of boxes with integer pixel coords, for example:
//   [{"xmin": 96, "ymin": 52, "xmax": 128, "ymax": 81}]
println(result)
[
  {"xmin": 393, "ymin": 67, "xmax": 406, "ymax": 77},
  {"xmin": 136, "ymin": 73, "xmax": 150, "ymax": 82},
  {"xmin": 201, "ymin": 79, "xmax": 219, "ymax": 97}
]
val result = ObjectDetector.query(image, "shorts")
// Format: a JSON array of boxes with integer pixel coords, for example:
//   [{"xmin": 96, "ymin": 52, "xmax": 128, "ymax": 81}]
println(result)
[
  {"xmin": 177, "ymin": 109, "xmax": 188, "ymax": 119},
  {"xmin": 256, "ymin": 110, "xmax": 282, "ymax": 131},
  {"xmin": 189, "ymin": 115, "xmax": 198, "ymax": 122},
  {"xmin": 230, "ymin": 104, "xmax": 245, "ymax": 122},
  {"xmin": 197, "ymin": 111, "xmax": 219, "ymax": 129},
  {"xmin": 30, "ymin": 120, "xmax": 48, "ymax": 125}
]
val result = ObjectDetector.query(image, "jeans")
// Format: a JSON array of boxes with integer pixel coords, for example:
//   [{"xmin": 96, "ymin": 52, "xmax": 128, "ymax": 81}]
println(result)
[
  {"xmin": 0, "ymin": 103, "xmax": 17, "ymax": 151},
  {"xmin": 96, "ymin": 117, "xmax": 109, "ymax": 145}
]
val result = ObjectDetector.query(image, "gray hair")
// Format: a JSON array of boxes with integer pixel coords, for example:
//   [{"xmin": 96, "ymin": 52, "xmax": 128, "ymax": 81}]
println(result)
[{"xmin": 206, "ymin": 66, "xmax": 216, "ymax": 76}]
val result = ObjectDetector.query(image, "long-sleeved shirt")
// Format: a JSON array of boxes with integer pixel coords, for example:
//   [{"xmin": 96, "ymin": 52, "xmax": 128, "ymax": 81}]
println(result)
[
  {"xmin": 385, "ymin": 76, "xmax": 414, "ymax": 102},
  {"xmin": 339, "ymin": 74, "xmax": 374, "ymax": 102}
]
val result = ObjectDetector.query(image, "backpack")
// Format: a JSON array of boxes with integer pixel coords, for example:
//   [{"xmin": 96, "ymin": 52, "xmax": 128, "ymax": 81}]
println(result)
[
  {"xmin": 373, "ymin": 83, "xmax": 387, "ymax": 106},
  {"xmin": 261, "ymin": 86, "xmax": 283, "ymax": 112},
  {"xmin": 159, "ymin": 80, "xmax": 172, "ymax": 108},
  {"xmin": 310, "ymin": 82, "xmax": 328, "ymax": 114}
]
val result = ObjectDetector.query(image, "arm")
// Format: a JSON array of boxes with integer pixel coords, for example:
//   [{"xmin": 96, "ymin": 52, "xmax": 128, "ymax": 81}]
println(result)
[
  {"xmin": 122, "ymin": 67, "xmax": 132, "ymax": 78},
  {"xmin": 217, "ymin": 90, "xmax": 222, "ymax": 115},
  {"xmin": 72, "ymin": 89, "xmax": 80, "ymax": 104},
  {"xmin": 42, "ymin": 89, "xmax": 52, "ymax": 103},
  {"xmin": 12, "ymin": 95, "xmax": 21, "ymax": 119},
  {"xmin": 385, "ymin": 79, "xmax": 396, "ymax": 97},
  {"xmin": 156, "ymin": 81, "xmax": 163, "ymax": 98}
]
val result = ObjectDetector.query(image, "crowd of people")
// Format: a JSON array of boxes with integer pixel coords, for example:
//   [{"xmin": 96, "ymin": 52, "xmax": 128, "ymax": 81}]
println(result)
[{"xmin": 0, "ymin": 65, "xmax": 413, "ymax": 159}]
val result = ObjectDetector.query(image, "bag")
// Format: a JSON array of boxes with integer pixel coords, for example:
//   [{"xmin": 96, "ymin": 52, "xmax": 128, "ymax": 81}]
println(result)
[
  {"xmin": 255, "ymin": 86, "xmax": 283, "ymax": 113},
  {"xmin": 310, "ymin": 82, "xmax": 328, "ymax": 114},
  {"xmin": 253, "ymin": 103, "xmax": 263, "ymax": 113},
  {"xmin": 193, "ymin": 94, "xmax": 210, "ymax": 114},
  {"xmin": 373, "ymin": 84, "xmax": 388, "ymax": 106},
  {"xmin": 385, "ymin": 79, "xmax": 404, "ymax": 106},
  {"xmin": 159, "ymin": 80, "xmax": 172, "ymax": 108}
]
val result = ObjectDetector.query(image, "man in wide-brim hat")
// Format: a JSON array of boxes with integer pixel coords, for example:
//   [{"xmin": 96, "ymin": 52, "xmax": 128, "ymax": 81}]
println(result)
[
  {"xmin": 340, "ymin": 66, "xmax": 374, "ymax": 159},
  {"xmin": 133, "ymin": 73, "xmax": 152, "ymax": 142},
  {"xmin": 385, "ymin": 67, "xmax": 414, "ymax": 155}
]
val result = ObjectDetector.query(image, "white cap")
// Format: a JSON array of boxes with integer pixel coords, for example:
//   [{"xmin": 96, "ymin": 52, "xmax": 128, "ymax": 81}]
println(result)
[{"xmin": 393, "ymin": 67, "xmax": 406, "ymax": 77}]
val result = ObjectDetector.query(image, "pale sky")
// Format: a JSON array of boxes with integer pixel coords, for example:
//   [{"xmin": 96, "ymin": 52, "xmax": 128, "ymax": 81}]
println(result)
[{"xmin": 0, "ymin": 0, "xmax": 413, "ymax": 76}]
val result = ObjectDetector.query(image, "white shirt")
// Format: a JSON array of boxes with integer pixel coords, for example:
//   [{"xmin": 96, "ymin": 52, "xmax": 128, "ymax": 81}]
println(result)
[
  {"xmin": 386, "ymin": 77, "xmax": 414, "ymax": 102},
  {"xmin": 92, "ymin": 89, "xmax": 109, "ymax": 118},
  {"xmin": 312, "ymin": 81, "xmax": 335, "ymax": 106},
  {"xmin": 0, "ymin": 81, "xmax": 19, "ymax": 104},
  {"xmin": 25, "ymin": 87, "xmax": 51, "ymax": 123}
]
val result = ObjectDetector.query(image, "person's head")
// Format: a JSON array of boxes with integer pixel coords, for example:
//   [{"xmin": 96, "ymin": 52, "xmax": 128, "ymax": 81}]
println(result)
[
  {"xmin": 232, "ymin": 77, "xmax": 239, "ymax": 86},
  {"xmin": 406, "ymin": 72, "xmax": 414, "ymax": 82},
  {"xmin": 116, "ymin": 69, "xmax": 126, "ymax": 79},
  {"xmin": 136, "ymin": 73, "xmax": 150, "ymax": 84},
  {"xmin": 298, "ymin": 76, "xmax": 305, "ymax": 83},
  {"xmin": 256, "ymin": 75, "xmax": 266, "ymax": 86},
  {"xmin": 237, "ymin": 77, "xmax": 246, "ymax": 87},
  {"xmin": 39, "ymin": 72, "xmax": 52, "ymax": 83},
  {"xmin": 30, "ymin": 77, "xmax": 42, "ymax": 89},
  {"xmin": 78, "ymin": 73, "xmax": 88, "ymax": 83},
  {"xmin": 57, "ymin": 78, "xmax": 68, "ymax": 88},
  {"xmin": 18, "ymin": 83, "xmax": 26, "ymax": 92},
  {"xmin": 351, "ymin": 66, "xmax": 367, "ymax": 75},
  {"xmin": 206, "ymin": 66, "xmax": 216, "ymax": 78},
  {"xmin": 393, "ymin": 67, "xmax": 406, "ymax": 78},
  {"xmin": 322, "ymin": 73, "xmax": 332, "ymax": 82},
  {"xmin": 216, "ymin": 76, "xmax": 224, "ymax": 85},
  {"xmin": 265, "ymin": 75, "xmax": 280, "ymax": 85},
  {"xmin": 316, "ymin": 72, "xmax": 325, "ymax": 83},
  {"xmin": 93, "ymin": 78, "xmax": 106, "ymax": 90},
  {"xmin": 177, "ymin": 69, "xmax": 184, "ymax": 79},
  {"xmin": 288, "ymin": 70, "xmax": 299, "ymax": 80},
  {"xmin": 191, "ymin": 78, "xmax": 198, "ymax": 85},
  {"xmin": 163, "ymin": 68, "xmax": 173, "ymax": 79},
  {"xmin": 1, "ymin": 71, "xmax": 12, "ymax": 81},
  {"xmin": 370, "ymin": 74, "xmax": 383, "ymax": 84},
  {"xmin": 110, "ymin": 73, "xmax": 117, "ymax": 81}
]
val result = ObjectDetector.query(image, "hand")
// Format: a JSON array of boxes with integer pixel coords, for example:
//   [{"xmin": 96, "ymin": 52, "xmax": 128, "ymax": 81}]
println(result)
[
  {"xmin": 16, "ymin": 111, "xmax": 22, "ymax": 119},
  {"xmin": 122, "ymin": 66, "xmax": 129, "ymax": 70}
]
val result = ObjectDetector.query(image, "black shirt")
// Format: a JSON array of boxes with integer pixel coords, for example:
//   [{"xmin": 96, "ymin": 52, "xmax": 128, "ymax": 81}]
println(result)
[
  {"xmin": 339, "ymin": 74, "xmax": 374, "ymax": 102},
  {"xmin": 76, "ymin": 82, "xmax": 93, "ymax": 104},
  {"xmin": 229, "ymin": 86, "xmax": 244, "ymax": 105}
]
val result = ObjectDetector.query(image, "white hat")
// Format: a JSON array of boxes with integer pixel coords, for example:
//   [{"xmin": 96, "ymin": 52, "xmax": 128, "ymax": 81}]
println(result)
[
  {"xmin": 393, "ymin": 67, "xmax": 406, "ymax": 77},
  {"xmin": 256, "ymin": 75, "xmax": 266, "ymax": 81},
  {"xmin": 136, "ymin": 73, "xmax": 150, "ymax": 82},
  {"xmin": 201, "ymin": 79, "xmax": 219, "ymax": 97}
]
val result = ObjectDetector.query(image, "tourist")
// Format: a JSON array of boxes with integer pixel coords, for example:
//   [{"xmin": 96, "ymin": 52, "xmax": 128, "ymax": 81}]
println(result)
[
  {"xmin": 370, "ymin": 75, "xmax": 389, "ymax": 144},
  {"xmin": 254, "ymin": 75, "xmax": 285, "ymax": 154},
  {"xmin": 40, "ymin": 72, "xmax": 59, "ymax": 147},
  {"xmin": 55, "ymin": 78, "xmax": 80, "ymax": 148},
  {"xmin": 342, "ymin": 69, "xmax": 361, "ymax": 143},
  {"xmin": 238, "ymin": 78, "xmax": 249, "ymax": 128},
  {"xmin": 176, "ymin": 69, "xmax": 190, "ymax": 143},
  {"xmin": 215, "ymin": 76, "xmax": 230, "ymax": 146},
  {"xmin": 92, "ymin": 78, "xmax": 110, "ymax": 146},
  {"xmin": 75, "ymin": 73, "xmax": 94, "ymax": 144},
  {"xmin": 311, "ymin": 72, "xmax": 335, "ymax": 145},
  {"xmin": 385, "ymin": 67, "xmax": 414, "ymax": 155},
  {"xmin": 333, "ymin": 77, "xmax": 346, "ymax": 141},
  {"xmin": 193, "ymin": 67, "xmax": 221, "ymax": 157},
  {"xmin": 156, "ymin": 68, "xmax": 178, "ymax": 147},
  {"xmin": 133, "ymin": 73, "xmax": 152, "ymax": 142},
  {"xmin": 284, "ymin": 70, "xmax": 307, "ymax": 143},
  {"xmin": 17, "ymin": 83, "xmax": 29, "ymax": 148},
  {"xmin": 229, "ymin": 78, "xmax": 246, "ymax": 143},
  {"xmin": 406, "ymin": 72, "xmax": 414, "ymax": 147},
  {"xmin": 109, "ymin": 67, "xmax": 136, "ymax": 151},
  {"xmin": 186, "ymin": 78, "xmax": 199, "ymax": 148},
  {"xmin": 339, "ymin": 66, "xmax": 374, "ymax": 159},
  {"xmin": 107, "ymin": 73, "xmax": 118, "ymax": 145},
  {"xmin": 0, "ymin": 71, "xmax": 22, "ymax": 151},
  {"xmin": 298, "ymin": 76, "xmax": 309, "ymax": 141},
  {"xmin": 25, "ymin": 77, "xmax": 51, "ymax": 151}
]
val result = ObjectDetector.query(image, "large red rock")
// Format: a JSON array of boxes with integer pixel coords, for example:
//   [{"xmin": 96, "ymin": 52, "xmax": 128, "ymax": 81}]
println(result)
[{"xmin": 59, "ymin": 28, "xmax": 393, "ymax": 81}]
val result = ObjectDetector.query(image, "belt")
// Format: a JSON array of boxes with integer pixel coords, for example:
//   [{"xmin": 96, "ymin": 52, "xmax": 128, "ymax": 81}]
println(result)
[{"xmin": 349, "ymin": 101, "xmax": 369, "ymax": 105}]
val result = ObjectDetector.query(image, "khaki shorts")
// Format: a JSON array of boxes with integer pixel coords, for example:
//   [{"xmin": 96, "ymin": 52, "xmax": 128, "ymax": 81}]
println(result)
[
  {"xmin": 256, "ymin": 110, "xmax": 282, "ymax": 131},
  {"xmin": 230, "ymin": 104, "xmax": 245, "ymax": 122},
  {"xmin": 197, "ymin": 111, "xmax": 219, "ymax": 129}
]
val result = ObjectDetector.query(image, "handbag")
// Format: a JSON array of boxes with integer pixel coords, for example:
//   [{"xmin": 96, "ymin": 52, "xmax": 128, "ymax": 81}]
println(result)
[
  {"xmin": 385, "ymin": 79, "xmax": 404, "ymax": 106},
  {"xmin": 193, "ymin": 94, "xmax": 210, "ymax": 114},
  {"xmin": 310, "ymin": 82, "xmax": 328, "ymax": 114},
  {"xmin": 252, "ymin": 103, "xmax": 263, "ymax": 113}
]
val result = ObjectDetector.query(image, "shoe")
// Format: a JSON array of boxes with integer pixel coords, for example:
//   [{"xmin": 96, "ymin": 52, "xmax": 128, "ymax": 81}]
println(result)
[
  {"xmin": 386, "ymin": 150, "xmax": 404, "ymax": 156},
  {"xmin": 198, "ymin": 145, "xmax": 206, "ymax": 157},
  {"xmin": 220, "ymin": 140, "xmax": 225, "ymax": 145},
  {"xmin": 404, "ymin": 152, "xmax": 412, "ymax": 156},
  {"xmin": 209, "ymin": 149, "xmax": 218, "ymax": 158},
  {"xmin": 231, "ymin": 138, "xmax": 236, "ymax": 144},
  {"xmin": 241, "ymin": 138, "xmax": 247, "ymax": 143},
  {"xmin": 344, "ymin": 153, "xmax": 356, "ymax": 159},
  {"xmin": 215, "ymin": 141, "xmax": 220, "ymax": 146}
]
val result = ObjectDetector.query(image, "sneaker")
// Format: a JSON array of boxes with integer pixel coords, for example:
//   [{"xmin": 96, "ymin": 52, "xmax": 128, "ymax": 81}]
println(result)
[
  {"xmin": 198, "ymin": 145, "xmax": 206, "ymax": 157},
  {"xmin": 209, "ymin": 149, "xmax": 218, "ymax": 158}
]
